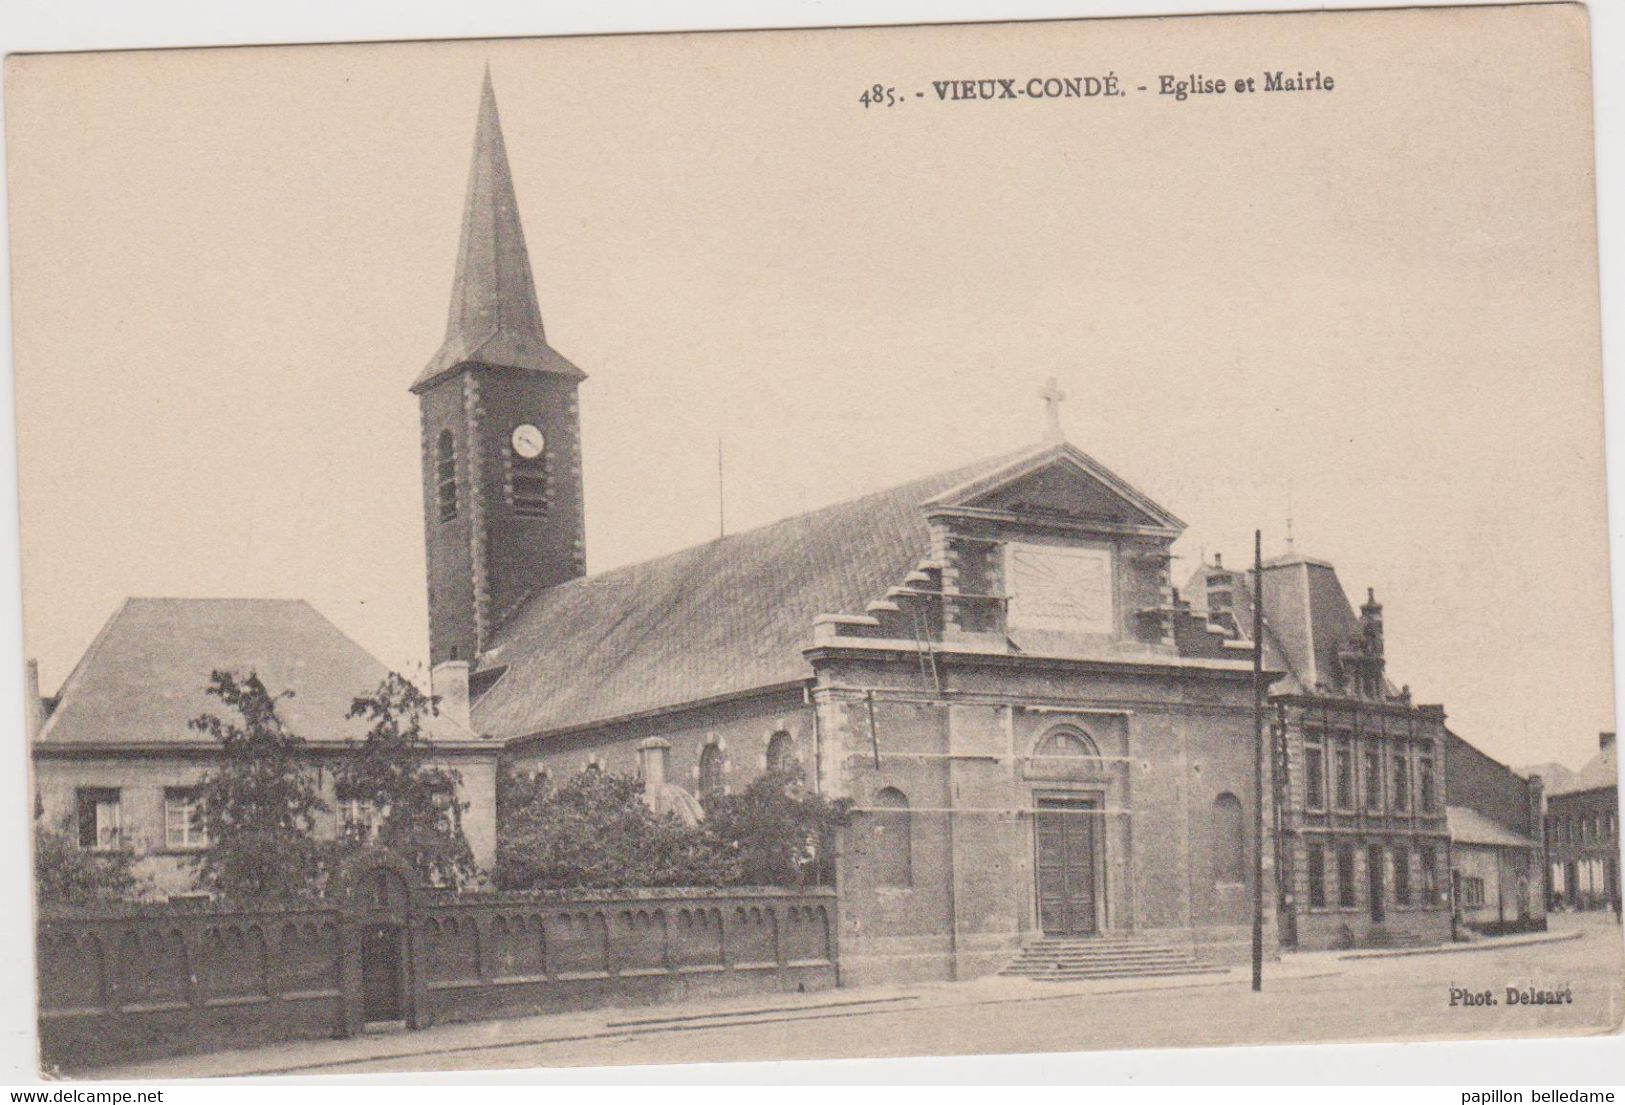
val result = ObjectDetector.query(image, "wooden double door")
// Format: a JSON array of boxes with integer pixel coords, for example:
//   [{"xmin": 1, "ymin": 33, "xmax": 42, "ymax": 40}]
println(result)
[{"xmin": 1035, "ymin": 797, "xmax": 1099, "ymax": 936}]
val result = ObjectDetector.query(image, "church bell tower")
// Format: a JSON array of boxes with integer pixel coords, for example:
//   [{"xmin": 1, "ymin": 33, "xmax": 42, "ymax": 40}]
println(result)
[{"xmin": 413, "ymin": 72, "xmax": 586, "ymax": 668}]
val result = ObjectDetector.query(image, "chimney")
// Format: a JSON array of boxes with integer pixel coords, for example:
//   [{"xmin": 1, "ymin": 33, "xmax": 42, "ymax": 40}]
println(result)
[
  {"xmin": 24, "ymin": 660, "xmax": 44, "ymax": 740},
  {"xmin": 1527, "ymin": 774, "xmax": 1545, "ymax": 839},
  {"xmin": 638, "ymin": 737, "xmax": 671, "ymax": 788},
  {"xmin": 431, "ymin": 660, "xmax": 471, "ymax": 731},
  {"xmin": 1213, "ymin": 553, "xmax": 1223, "ymax": 569},
  {"xmin": 1601, "ymin": 731, "xmax": 1616, "ymax": 752}
]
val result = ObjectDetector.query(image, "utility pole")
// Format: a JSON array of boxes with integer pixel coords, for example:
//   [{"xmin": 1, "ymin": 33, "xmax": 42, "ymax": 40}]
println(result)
[{"xmin": 1252, "ymin": 528, "xmax": 1266, "ymax": 992}]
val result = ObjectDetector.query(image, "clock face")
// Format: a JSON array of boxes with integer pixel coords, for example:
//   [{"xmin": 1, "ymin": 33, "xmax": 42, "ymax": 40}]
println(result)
[{"xmin": 510, "ymin": 423, "xmax": 545, "ymax": 459}]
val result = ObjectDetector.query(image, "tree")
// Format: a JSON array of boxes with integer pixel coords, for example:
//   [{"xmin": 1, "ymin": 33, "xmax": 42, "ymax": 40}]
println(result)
[
  {"xmin": 701, "ymin": 768, "xmax": 851, "ymax": 887},
  {"xmin": 33, "ymin": 813, "xmax": 142, "ymax": 906},
  {"xmin": 336, "ymin": 673, "xmax": 479, "ymax": 889},
  {"xmin": 190, "ymin": 670, "xmax": 334, "ymax": 904},
  {"xmin": 495, "ymin": 769, "xmax": 739, "ymax": 890}
]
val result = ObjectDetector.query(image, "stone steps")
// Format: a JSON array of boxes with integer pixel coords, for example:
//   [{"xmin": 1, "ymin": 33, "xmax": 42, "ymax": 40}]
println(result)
[{"xmin": 999, "ymin": 935, "xmax": 1230, "ymax": 982}]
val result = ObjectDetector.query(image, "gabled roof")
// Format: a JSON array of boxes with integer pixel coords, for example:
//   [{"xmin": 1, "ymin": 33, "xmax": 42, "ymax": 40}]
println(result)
[
  {"xmin": 37, "ymin": 598, "xmax": 474, "ymax": 747},
  {"xmin": 413, "ymin": 72, "xmax": 583, "ymax": 393},
  {"xmin": 474, "ymin": 446, "xmax": 1079, "ymax": 740},
  {"xmin": 923, "ymin": 442, "xmax": 1186, "ymax": 534},
  {"xmin": 1447, "ymin": 805, "xmax": 1538, "ymax": 850}
]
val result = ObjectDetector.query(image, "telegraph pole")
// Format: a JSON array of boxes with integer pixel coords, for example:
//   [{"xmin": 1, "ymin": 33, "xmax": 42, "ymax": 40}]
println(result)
[{"xmin": 1251, "ymin": 528, "xmax": 1266, "ymax": 992}]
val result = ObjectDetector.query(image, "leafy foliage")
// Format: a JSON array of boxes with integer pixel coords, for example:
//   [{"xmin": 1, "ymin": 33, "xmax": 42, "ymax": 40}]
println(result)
[
  {"xmin": 336, "ymin": 673, "xmax": 479, "ymax": 889},
  {"xmin": 495, "ymin": 769, "xmax": 740, "ymax": 890},
  {"xmin": 190, "ymin": 671, "xmax": 335, "ymax": 904},
  {"xmin": 701, "ymin": 768, "xmax": 851, "ymax": 887},
  {"xmin": 33, "ymin": 813, "xmax": 142, "ymax": 906},
  {"xmin": 494, "ymin": 765, "xmax": 850, "ymax": 890}
]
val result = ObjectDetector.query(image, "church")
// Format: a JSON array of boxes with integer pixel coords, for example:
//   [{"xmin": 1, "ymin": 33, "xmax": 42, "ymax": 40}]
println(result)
[{"xmin": 418, "ymin": 75, "xmax": 1279, "ymax": 984}]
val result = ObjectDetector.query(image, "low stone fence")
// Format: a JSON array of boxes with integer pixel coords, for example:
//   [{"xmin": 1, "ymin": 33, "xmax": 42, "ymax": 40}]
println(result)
[{"xmin": 37, "ymin": 858, "xmax": 837, "ymax": 1069}]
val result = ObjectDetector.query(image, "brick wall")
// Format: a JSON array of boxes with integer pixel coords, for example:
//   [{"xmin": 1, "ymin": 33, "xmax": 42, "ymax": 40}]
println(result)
[{"xmin": 36, "ymin": 884, "xmax": 834, "ymax": 1070}]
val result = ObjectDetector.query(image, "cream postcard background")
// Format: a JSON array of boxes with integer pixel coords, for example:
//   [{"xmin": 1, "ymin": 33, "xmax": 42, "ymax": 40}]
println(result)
[{"xmin": 4, "ymin": 8, "xmax": 1607, "ymax": 801}]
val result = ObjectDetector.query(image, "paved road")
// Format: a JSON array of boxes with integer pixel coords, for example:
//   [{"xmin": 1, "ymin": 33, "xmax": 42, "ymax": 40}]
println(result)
[{"xmin": 101, "ymin": 913, "xmax": 1624, "ymax": 1079}]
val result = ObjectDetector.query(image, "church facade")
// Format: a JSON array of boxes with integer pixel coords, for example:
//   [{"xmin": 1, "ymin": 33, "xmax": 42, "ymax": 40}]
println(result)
[{"xmin": 419, "ymin": 77, "xmax": 1278, "ymax": 984}]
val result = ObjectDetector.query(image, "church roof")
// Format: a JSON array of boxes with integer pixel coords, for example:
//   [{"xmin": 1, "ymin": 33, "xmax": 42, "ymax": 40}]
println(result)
[
  {"xmin": 413, "ymin": 71, "xmax": 583, "ymax": 393},
  {"xmin": 473, "ymin": 447, "xmax": 1043, "ymax": 740},
  {"xmin": 36, "ymin": 598, "xmax": 475, "ymax": 747}
]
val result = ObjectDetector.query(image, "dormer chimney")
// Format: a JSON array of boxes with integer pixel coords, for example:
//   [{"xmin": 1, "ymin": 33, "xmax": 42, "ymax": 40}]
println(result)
[
  {"xmin": 431, "ymin": 660, "xmax": 471, "ymax": 730},
  {"xmin": 639, "ymin": 737, "xmax": 671, "ymax": 788}
]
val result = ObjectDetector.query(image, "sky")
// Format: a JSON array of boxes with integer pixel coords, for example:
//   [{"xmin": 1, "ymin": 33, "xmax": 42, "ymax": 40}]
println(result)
[{"xmin": 5, "ymin": 7, "xmax": 1613, "ymax": 772}]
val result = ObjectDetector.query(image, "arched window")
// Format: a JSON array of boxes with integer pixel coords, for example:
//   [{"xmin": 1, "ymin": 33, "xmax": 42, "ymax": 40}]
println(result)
[
  {"xmin": 766, "ymin": 731, "xmax": 794, "ymax": 773},
  {"xmin": 698, "ymin": 744, "xmax": 723, "ymax": 799},
  {"xmin": 436, "ymin": 430, "xmax": 458, "ymax": 522},
  {"xmin": 1036, "ymin": 727, "xmax": 1100, "ymax": 762},
  {"xmin": 1214, "ymin": 792, "xmax": 1245, "ymax": 885},
  {"xmin": 872, "ymin": 787, "xmax": 912, "ymax": 887},
  {"xmin": 1026, "ymin": 725, "xmax": 1101, "ymax": 780}
]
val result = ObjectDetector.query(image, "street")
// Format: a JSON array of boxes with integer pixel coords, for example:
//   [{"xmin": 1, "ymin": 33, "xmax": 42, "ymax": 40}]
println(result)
[{"xmin": 93, "ymin": 912, "xmax": 1623, "ymax": 1080}]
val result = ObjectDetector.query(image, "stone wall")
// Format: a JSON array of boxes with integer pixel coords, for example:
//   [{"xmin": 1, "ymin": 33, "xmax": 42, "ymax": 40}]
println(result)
[{"xmin": 36, "ymin": 883, "xmax": 835, "ymax": 1070}]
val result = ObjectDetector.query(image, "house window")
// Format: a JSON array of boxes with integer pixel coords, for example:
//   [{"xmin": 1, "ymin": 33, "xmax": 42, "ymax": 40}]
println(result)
[
  {"xmin": 429, "ymin": 783, "xmax": 458, "ymax": 833},
  {"xmin": 1305, "ymin": 744, "xmax": 1326, "ymax": 809},
  {"xmin": 1393, "ymin": 845, "xmax": 1411, "ymax": 905},
  {"xmin": 75, "ymin": 788, "xmax": 122, "ymax": 850},
  {"xmin": 1337, "ymin": 845, "xmax": 1357, "ymax": 908},
  {"xmin": 1214, "ymin": 792, "xmax": 1245, "ymax": 885},
  {"xmin": 1334, "ymin": 745, "xmax": 1354, "ymax": 809},
  {"xmin": 1461, "ymin": 876, "xmax": 1486, "ymax": 908},
  {"xmin": 1364, "ymin": 749, "xmax": 1383, "ymax": 811},
  {"xmin": 765, "ymin": 730, "xmax": 795, "ymax": 773},
  {"xmin": 509, "ymin": 452, "xmax": 548, "ymax": 518},
  {"xmin": 1307, "ymin": 842, "xmax": 1326, "ymax": 908},
  {"xmin": 437, "ymin": 430, "xmax": 458, "ymax": 522},
  {"xmin": 1393, "ymin": 755, "xmax": 1410, "ymax": 812},
  {"xmin": 163, "ymin": 788, "xmax": 207, "ymax": 850},
  {"xmin": 1420, "ymin": 845, "xmax": 1438, "ymax": 899},
  {"xmin": 339, "ymin": 797, "xmax": 377, "ymax": 842},
  {"xmin": 1419, "ymin": 756, "xmax": 1436, "ymax": 813},
  {"xmin": 698, "ymin": 744, "xmax": 723, "ymax": 799},
  {"xmin": 872, "ymin": 787, "xmax": 912, "ymax": 887}
]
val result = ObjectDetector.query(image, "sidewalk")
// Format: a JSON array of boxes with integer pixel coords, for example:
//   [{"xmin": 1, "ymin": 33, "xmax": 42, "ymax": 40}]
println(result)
[
  {"xmin": 1337, "ymin": 925, "xmax": 1582, "ymax": 961},
  {"xmin": 86, "ymin": 956, "xmax": 1342, "ymax": 1082}
]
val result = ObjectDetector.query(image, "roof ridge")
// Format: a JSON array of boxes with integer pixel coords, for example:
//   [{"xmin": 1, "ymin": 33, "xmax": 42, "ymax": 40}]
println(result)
[{"xmin": 516, "ymin": 446, "xmax": 1031, "ymax": 600}]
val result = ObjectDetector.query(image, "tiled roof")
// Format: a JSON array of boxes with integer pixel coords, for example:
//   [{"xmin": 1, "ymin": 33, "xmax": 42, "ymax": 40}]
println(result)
[
  {"xmin": 1447, "ymin": 804, "xmax": 1538, "ymax": 850},
  {"xmin": 473, "ymin": 448, "xmax": 1036, "ymax": 739},
  {"xmin": 38, "ymin": 598, "xmax": 473, "ymax": 746}
]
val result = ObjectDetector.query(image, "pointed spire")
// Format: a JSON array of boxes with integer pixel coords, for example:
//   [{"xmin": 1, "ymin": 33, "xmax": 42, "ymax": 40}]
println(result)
[{"xmin": 414, "ymin": 70, "xmax": 583, "ymax": 391}]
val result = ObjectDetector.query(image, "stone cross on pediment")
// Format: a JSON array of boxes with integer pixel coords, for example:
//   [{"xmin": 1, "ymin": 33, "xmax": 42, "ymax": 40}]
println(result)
[{"xmin": 1040, "ymin": 376, "xmax": 1068, "ymax": 443}]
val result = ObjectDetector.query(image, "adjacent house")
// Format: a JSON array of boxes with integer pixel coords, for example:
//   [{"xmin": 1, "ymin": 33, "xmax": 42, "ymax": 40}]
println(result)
[
  {"xmin": 29, "ymin": 597, "xmax": 500, "ymax": 898},
  {"xmin": 1546, "ymin": 731, "xmax": 1620, "ymax": 912}
]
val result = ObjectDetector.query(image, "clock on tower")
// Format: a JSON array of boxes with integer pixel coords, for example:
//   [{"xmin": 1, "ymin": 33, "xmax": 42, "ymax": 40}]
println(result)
[{"xmin": 411, "ymin": 73, "xmax": 587, "ymax": 668}]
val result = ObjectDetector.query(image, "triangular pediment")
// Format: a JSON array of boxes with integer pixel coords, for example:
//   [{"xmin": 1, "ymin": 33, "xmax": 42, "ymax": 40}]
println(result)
[{"xmin": 924, "ymin": 443, "xmax": 1184, "ymax": 534}]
